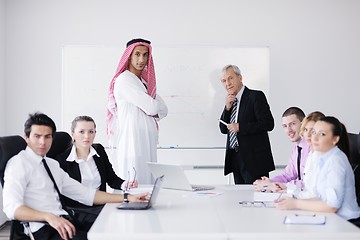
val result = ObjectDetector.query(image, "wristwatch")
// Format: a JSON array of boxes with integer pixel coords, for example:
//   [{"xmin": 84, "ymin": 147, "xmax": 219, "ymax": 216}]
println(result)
[{"xmin": 124, "ymin": 192, "xmax": 129, "ymax": 203}]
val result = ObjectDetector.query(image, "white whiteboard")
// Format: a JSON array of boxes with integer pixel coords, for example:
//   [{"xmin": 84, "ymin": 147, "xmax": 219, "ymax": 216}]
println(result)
[{"xmin": 62, "ymin": 46, "xmax": 269, "ymax": 148}]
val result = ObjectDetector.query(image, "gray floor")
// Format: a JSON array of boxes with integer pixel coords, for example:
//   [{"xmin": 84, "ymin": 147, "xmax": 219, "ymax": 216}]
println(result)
[{"xmin": 0, "ymin": 221, "xmax": 11, "ymax": 239}]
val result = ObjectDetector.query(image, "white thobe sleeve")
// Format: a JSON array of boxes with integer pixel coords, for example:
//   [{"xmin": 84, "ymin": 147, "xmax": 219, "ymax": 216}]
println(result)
[
  {"xmin": 117, "ymin": 75, "xmax": 168, "ymax": 117},
  {"xmin": 154, "ymin": 94, "xmax": 168, "ymax": 120}
]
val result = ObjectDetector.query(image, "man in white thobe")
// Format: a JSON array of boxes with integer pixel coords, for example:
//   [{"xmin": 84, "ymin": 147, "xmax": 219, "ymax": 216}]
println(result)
[{"xmin": 107, "ymin": 38, "xmax": 168, "ymax": 184}]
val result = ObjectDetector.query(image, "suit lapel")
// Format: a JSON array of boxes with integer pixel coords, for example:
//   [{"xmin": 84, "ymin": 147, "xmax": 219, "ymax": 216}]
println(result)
[
  {"xmin": 93, "ymin": 147, "xmax": 106, "ymax": 189},
  {"xmin": 93, "ymin": 154, "xmax": 103, "ymax": 178},
  {"xmin": 68, "ymin": 161, "xmax": 82, "ymax": 182},
  {"xmin": 238, "ymin": 87, "xmax": 249, "ymax": 119}
]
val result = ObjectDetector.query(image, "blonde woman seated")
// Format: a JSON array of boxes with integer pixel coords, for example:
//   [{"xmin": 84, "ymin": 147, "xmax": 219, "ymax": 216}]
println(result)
[
  {"xmin": 56, "ymin": 116, "xmax": 138, "ymax": 229},
  {"xmin": 275, "ymin": 116, "xmax": 360, "ymax": 223},
  {"xmin": 286, "ymin": 111, "xmax": 325, "ymax": 198}
]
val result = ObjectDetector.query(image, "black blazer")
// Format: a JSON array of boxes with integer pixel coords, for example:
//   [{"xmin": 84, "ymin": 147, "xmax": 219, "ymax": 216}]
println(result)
[
  {"xmin": 56, "ymin": 143, "xmax": 124, "ymax": 208},
  {"xmin": 220, "ymin": 87, "xmax": 275, "ymax": 177}
]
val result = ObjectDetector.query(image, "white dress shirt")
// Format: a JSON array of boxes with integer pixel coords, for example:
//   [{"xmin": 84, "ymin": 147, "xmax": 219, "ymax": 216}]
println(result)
[
  {"xmin": 3, "ymin": 147, "xmax": 96, "ymax": 233},
  {"xmin": 66, "ymin": 145, "xmax": 101, "ymax": 190},
  {"xmin": 235, "ymin": 85, "xmax": 245, "ymax": 118}
]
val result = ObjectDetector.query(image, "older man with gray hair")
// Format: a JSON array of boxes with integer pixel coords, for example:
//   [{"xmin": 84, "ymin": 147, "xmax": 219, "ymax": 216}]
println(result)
[{"xmin": 219, "ymin": 64, "xmax": 275, "ymax": 184}]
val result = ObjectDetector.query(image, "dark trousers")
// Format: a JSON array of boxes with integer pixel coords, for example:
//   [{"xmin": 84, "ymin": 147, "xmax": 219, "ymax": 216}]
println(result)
[
  {"xmin": 229, "ymin": 149, "xmax": 269, "ymax": 184},
  {"xmin": 32, "ymin": 224, "xmax": 87, "ymax": 240},
  {"xmin": 68, "ymin": 205, "xmax": 103, "ymax": 232},
  {"xmin": 14, "ymin": 206, "xmax": 103, "ymax": 240}
]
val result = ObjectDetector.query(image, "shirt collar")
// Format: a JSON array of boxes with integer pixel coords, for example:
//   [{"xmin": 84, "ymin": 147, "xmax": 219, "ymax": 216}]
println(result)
[
  {"xmin": 298, "ymin": 138, "xmax": 310, "ymax": 150},
  {"xmin": 317, "ymin": 146, "xmax": 339, "ymax": 166},
  {"xmin": 236, "ymin": 85, "xmax": 245, "ymax": 101},
  {"xmin": 26, "ymin": 146, "xmax": 45, "ymax": 164},
  {"xmin": 66, "ymin": 145, "xmax": 99, "ymax": 163}
]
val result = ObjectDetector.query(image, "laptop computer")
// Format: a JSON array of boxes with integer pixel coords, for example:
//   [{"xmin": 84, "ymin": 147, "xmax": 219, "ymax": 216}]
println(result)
[
  {"xmin": 147, "ymin": 162, "xmax": 214, "ymax": 191},
  {"xmin": 117, "ymin": 175, "xmax": 164, "ymax": 210}
]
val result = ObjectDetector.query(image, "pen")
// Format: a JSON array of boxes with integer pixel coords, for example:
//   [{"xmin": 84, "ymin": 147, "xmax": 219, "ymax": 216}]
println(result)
[
  {"xmin": 274, "ymin": 183, "xmax": 284, "ymax": 190},
  {"xmin": 218, "ymin": 119, "xmax": 228, "ymax": 126}
]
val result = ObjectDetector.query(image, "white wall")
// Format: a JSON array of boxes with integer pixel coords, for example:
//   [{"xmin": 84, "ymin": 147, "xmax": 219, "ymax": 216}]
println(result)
[
  {"xmin": 0, "ymin": 0, "xmax": 8, "ymax": 226},
  {"xmin": 4, "ymin": 0, "xmax": 360, "ymax": 167},
  {"xmin": 0, "ymin": 0, "xmax": 5, "ymax": 135}
]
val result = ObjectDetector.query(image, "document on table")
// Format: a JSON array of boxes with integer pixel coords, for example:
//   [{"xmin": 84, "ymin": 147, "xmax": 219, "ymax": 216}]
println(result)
[{"xmin": 284, "ymin": 214, "xmax": 326, "ymax": 225}]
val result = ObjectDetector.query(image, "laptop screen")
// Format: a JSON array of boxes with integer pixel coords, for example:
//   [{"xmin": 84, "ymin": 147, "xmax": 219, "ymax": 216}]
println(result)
[{"xmin": 148, "ymin": 174, "xmax": 164, "ymax": 206}]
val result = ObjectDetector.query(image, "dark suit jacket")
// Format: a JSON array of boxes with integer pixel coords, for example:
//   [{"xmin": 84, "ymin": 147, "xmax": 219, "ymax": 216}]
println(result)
[
  {"xmin": 56, "ymin": 143, "xmax": 124, "ymax": 208},
  {"xmin": 219, "ymin": 87, "xmax": 275, "ymax": 177}
]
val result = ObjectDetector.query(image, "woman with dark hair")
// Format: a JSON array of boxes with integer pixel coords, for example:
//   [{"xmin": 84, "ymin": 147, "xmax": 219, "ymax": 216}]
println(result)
[{"xmin": 275, "ymin": 116, "xmax": 360, "ymax": 222}]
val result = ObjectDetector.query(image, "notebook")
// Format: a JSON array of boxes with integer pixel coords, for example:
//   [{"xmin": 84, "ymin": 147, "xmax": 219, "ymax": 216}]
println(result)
[
  {"xmin": 117, "ymin": 175, "xmax": 164, "ymax": 210},
  {"xmin": 284, "ymin": 214, "xmax": 326, "ymax": 225},
  {"xmin": 147, "ymin": 162, "xmax": 214, "ymax": 191}
]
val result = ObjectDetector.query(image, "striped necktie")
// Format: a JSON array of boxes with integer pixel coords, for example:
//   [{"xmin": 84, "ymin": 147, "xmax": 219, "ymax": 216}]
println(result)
[{"xmin": 229, "ymin": 98, "xmax": 238, "ymax": 149}]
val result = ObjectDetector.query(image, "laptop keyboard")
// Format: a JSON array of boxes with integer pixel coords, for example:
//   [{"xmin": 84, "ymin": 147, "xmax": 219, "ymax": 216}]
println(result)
[
  {"xmin": 117, "ymin": 202, "xmax": 149, "ymax": 210},
  {"xmin": 126, "ymin": 202, "xmax": 148, "ymax": 207},
  {"xmin": 191, "ymin": 185, "xmax": 215, "ymax": 191}
]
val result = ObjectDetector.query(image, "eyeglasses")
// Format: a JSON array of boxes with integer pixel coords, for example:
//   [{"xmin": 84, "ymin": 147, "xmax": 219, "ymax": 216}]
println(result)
[
  {"xmin": 239, "ymin": 201, "xmax": 265, "ymax": 207},
  {"xmin": 125, "ymin": 167, "xmax": 137, "ymax": 192},
  {"xmin": 239, "ymin": 201, "xmax": 275, "ymax": 208}
]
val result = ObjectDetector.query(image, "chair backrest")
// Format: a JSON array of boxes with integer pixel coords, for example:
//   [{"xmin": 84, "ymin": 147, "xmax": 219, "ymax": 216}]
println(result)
[
  {"xmin": 47, "ymin": 131, "xmax": 72, "ymax": 159},
  {"xmin": 348, "ymin": 132, "xmax": 360, "ymax": 207},
  {"xmin": 0, "ymin": 135, "xmax": 29, "ymax": 239},
  {"xmin": 358, "ymin": 131, "xmax": 360, "ymax": 156},
  {"xmin": 0, "ymin": 132, "xmax": 72, "ymax": 185},
  {"xmin": 354, "ymin": 164, "xmax": 360, "ymax": 206},
  {"xmin": 348, "ymin": 132, "xmax": 360, "ymax": 167},
  {"xmin": 0, "ymin": 135, "xmax": 27, "ymax": 187}
]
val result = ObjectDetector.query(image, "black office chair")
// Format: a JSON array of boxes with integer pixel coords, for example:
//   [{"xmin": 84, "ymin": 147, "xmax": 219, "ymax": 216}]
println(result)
[
  {"xmin": 0, "ymin": 135, "xmax": 33, "ymax": 239},
  {"xmin": 342, "ymin": 132, "xmax": 360, "ymax": 228},
  {"xmin": 47, "ymin": 131, "xmax": 72, "ymax": 159},
  {"xmin": 348, "ymin": 132, "xmax": 360, "ymax": 168},
  {"xmin": 348, "ymin": 132, "xmax": 360, "ymax": 207}
]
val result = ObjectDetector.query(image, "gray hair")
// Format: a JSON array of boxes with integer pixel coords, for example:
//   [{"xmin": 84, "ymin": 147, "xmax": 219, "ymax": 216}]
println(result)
[{"xmin": 221, "ymin": 64, "xmax": 242, "ymax": 78}]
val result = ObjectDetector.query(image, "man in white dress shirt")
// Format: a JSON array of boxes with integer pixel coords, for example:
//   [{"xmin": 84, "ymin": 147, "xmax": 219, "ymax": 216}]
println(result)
[
  {"xmin": 107, "ymin": 38, "xmax": 168, "ymax": 184},
  {"xmin": 3, "ymin": 112, "xmax": 149, "ymax": 240}
]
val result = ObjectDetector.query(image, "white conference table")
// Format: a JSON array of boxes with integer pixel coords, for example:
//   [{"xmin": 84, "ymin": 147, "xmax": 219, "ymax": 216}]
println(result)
[{"xmin": 88, "ymin": 185, "xmax": 360, "ymax": 240}]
